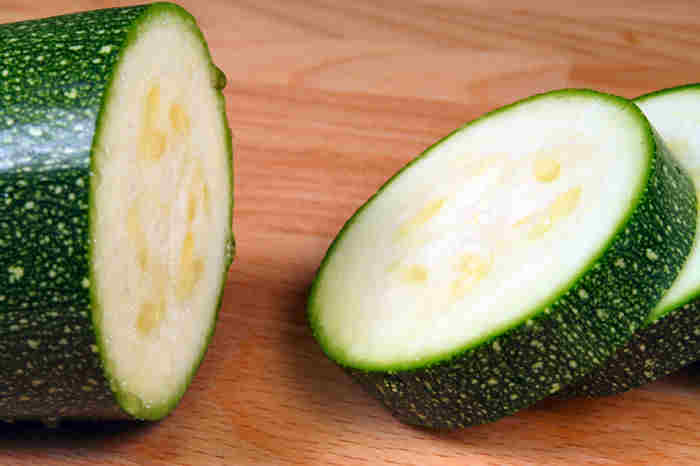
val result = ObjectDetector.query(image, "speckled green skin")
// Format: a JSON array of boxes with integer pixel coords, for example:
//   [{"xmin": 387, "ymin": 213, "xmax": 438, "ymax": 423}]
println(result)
[
  {"xmin": 556, "ymin": 86, "xmax": 700, "ymax": 399},
  {"xmin": 0, "ymin": 4, "xmax": 233, "ymax": 422},
  {"xmin": 311, "ymin": 91, "xmax": 696, "ymax": 429},
  {"xmin": 556, "ymin": 300, "xmax": 700, "ymax": 398}
]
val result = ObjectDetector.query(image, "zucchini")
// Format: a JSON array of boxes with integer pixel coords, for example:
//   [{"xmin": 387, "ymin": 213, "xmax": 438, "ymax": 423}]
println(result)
[
  {"xmin": 308, "ymin": 89, "xmax": 696, "ymax": 429},
  {"xmin": 559, "ymin": 84, "xmax": 700, "ymax": 398},
  {"xmin": 0, "ymin": 3, "xmax": 233, "ymax": 422}
]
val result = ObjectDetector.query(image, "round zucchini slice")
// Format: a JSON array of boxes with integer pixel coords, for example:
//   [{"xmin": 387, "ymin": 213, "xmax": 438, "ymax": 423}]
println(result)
[{"xmin": 308, "ymin": 89, "xmax": 696, "ymax": 428}]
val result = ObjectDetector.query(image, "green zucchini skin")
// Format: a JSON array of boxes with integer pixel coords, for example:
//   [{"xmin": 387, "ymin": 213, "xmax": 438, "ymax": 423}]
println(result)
[
  {"xmin": 0, "ymin": 4, "xmax": 232, "ymax": 422},
  {"xmin": 557, "ymin": 85, "xmax": 700, "ymax": 399},
  {"xmin": 556, "ymin": 300, "xmax": 700, "ymax": 398},
  {"xmin": 0, "ymin": 4, "xmax": 149, "ymax": 423},
  {"xmin": 315, "ymin": 91, "xmax": 697, "ymax": 429}
]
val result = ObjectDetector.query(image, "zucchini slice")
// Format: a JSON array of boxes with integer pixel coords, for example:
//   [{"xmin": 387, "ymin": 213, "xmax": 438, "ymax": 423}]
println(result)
[
  {"xmin": 308, "ymin": 90, "xmax": 696, "ymax": 428},
  {"xmin": 0, "ymin": 3, "xmax": 233, "ymax": 421},
  {"xmin": 560, "ymin": 84, "xmax": 700, "ymax": 398}
]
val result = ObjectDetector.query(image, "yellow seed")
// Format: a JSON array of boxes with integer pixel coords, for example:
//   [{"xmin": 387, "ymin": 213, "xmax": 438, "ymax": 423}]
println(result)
[
  {"xmin": 451, "ymin": 281, "xmax": 468, "ymax": 299},
  {"xmin": 188, "ymin": 161, "xmax": 211, "ymax": 221},
  {"xmin": 137, "ymin": 260, "xmax": 167, "ymax": 336},
  {"xmin": 513, "ymin": 213, "xmax": 533, "ymax": 228},
  {"xmin": 202, "ymin": 183, "xmax": 211, "ymax": 217},
  {"xmin": 533, "ymin": 157, "xmax": 560, "ymax": 183},
  {"xmin": 177, "ymin": 259, "xmax": 204, "ymax": 301},
  {"xmin": 126, "ymin": 201, "xmax": 141, "ymax": 242},
  {"xmin": 451, "ymin": 281, "xmax": 470, "ymax": 299},
  {"xmin": 169, "ymin": 103, "xmax": 191, "ymax": 135},
  {"xmin": 458, "ymin": 253, "xmax": 491, "ymax": 276},
  {"xmin": 145, "ymin": 85, "xmax": 161, "ymax": 127},
  {"xmin": 137, "ymin": 299, "xmax": 165, "ymax": 335},
  {"xmin": 187, "ymin": 192, "xmax": 197, "ymax": 223},
  {"xmin": 177, "ymin": 231, "xmax": 204, "ymax": 301},
  {"xmin": 397, "ymin": 198, "xmax": 445, "ymax": 238},
  {"xmin": 127, "ymin": 200, "xmax": 149, "ymax": 271},
  {"xmin": 193, "ymin": 259, "xmax": 204, "ymax": 284},
  {"xmin": 196, "ymin": 161, "xmax": 211, "ymax": 217},
  {"xmin": 451, "ymin": 253, "xmax": 491, "ymax": 298},
  {"xmin": 137, "ymin": 249, "xmax": 149, "ymax": 270},
  {"xmin": 182, "ymin": 230, "xmax": 195, "ymax": 262},
  {"xmin": 150, "ymin": 260, "xmax": 169, "ymax": 295},
  {"xmin": 400, "ymin": 265, "xmax": 428, "ymax": 284},
  {"xmin": 140, "ymin": 130, "xmax": 167, "ymax": 161},
  {"xmin": 549, "ymin": 186, "xmax": 582, "ymax": 219},
  {"xmin": 192, "ymin": 160, "xmax": 205, "ymax": 185},
  {"xmin": 140, "ymin": 84, "xmax": 167, "ymax": 161},
  {"xmin": 526, "ymin": 186, "xmax": 582, "ymax": 239},
  {"xmin": 528, "ymin": 215, "xmax": 552, "ymax": 239}
]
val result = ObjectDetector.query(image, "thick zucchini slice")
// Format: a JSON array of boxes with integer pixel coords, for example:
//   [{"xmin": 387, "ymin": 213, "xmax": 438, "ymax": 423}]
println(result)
[
  {"xmin": 560, "ymin": 85, "xmax": 700, "ymax": 398},
  {"xmin": 308, "ymin": 90, "xmax": 695, "ymax": 428},
  {"xmin": 0, "ymin": 3, "xmax": 233, "ymax": 421}
]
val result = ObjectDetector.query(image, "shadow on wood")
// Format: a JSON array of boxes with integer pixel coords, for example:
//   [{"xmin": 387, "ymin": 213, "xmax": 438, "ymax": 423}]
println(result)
[{"xmin": 0, "ymin": 419, "xmax": 153, "ymax": 449}]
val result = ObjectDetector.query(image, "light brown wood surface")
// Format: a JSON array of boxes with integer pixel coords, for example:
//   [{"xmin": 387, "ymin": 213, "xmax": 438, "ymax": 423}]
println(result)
[{"xmin": 3, "ymin": 0, "xmax": 700, "ymax": 464}]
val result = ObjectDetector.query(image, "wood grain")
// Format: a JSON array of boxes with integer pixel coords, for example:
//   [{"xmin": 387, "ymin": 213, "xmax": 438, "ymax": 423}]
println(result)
[{"xmin": 2, "ymin": 0, "xmax": 700, "ymax": 464}]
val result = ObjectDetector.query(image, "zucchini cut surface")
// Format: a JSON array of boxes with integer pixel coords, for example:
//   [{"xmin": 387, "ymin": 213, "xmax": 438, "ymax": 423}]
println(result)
[
  {"xmin": 315, "ymin": 92, "xmax": 649, "ymax": 369},
  {"xmin": 309, "ymin": 89, "xmax": 696, "ymax": 428},
  {"xmin": 91, "ymin": 7, "xmax": 232, "ymax": 418}
]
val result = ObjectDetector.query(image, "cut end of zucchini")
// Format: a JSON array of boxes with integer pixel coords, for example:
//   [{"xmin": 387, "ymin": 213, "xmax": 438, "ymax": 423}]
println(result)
[
  {"xmin": 91, "ymin": 6, "xmax": 231, "ymax": 419},
  {"xmin": 311, "ymin": 92, "xmax": 647, "ymax": 370}
]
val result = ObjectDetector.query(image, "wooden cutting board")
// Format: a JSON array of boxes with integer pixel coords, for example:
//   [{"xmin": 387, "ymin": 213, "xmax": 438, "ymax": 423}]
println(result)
[{"xmin": 2, "ymin": 0, "xmax": 700, "ymax": 464}]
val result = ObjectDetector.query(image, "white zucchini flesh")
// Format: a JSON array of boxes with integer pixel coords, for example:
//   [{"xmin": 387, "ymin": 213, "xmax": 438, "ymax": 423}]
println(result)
[
  {"xmin": 92, "ymin": 14, "xmax": 231, "ymax": 414},
  {"xmin": 313, "ymin": 93, "xmax": 647, "ymax": 368},
  {"xmin": 638, "ymin": 91, "xmax": 700, "ymax": 319}
]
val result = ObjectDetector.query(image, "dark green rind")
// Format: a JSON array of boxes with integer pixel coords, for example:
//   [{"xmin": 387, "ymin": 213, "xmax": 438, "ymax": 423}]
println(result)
[
  {"xmin": 557, "ymin": 85, "xmax": 700, "ymax": 399},
  {"xmin": 309, "ymin": 89, "xmax": 696, "ymax": 429},
  {"xmin": 0, "ymin": 3, "xmax": 232, "ymax": 422},
  {"xmin": 556, "ymin": 300, "xmax": 700, "ymax": 398},
  {"xmin": 0, "ymin": 3, "xmax": 150, "ymax": 423}
]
